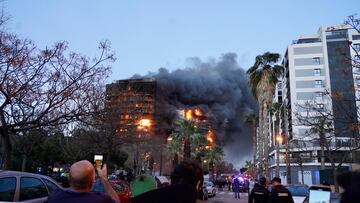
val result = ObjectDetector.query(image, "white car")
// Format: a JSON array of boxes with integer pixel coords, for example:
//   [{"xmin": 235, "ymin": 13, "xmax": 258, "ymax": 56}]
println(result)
[
  {"xmin": 285, "ymin": 184, "xmax": 309, "ymax": 203},
  {"xmin": 0, "ymin": 170, "xmax": 63, "ymax": 203},
  {"xmin": 204, "ymin": 181, "xmax": 216, "ymax": 197}
]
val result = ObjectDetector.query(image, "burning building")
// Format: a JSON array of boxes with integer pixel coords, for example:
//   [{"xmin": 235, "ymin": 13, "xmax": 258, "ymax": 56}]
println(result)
[
  {"xmin": 177, "ymin": 107, "xmax": 216, "ymax": 147},
  {"xmin": 105, "ymin": 78, "xmax": 156, "ymax": 140}
]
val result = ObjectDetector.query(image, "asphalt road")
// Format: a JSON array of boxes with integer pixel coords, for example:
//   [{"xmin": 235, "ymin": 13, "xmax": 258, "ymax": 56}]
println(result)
[{"xmin": 206, "ymin": 191, "xmax": 248, "ymax": 203}]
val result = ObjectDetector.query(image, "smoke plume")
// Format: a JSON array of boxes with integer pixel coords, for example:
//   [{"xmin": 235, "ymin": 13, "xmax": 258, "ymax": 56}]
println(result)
[{"xmin": 133, "ymin": 53, "xmax": 258, "ymax": 168}]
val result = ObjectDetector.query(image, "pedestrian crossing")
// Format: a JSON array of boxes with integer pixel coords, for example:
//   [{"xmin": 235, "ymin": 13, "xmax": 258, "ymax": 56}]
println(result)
[{"xmin": 217, "ymin": 191, "xmax": 248, "ymax": 196}]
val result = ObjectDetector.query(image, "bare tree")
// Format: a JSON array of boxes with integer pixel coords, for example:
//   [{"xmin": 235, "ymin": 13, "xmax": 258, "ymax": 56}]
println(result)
[
  {"xmin": 0, "ymin": 12, "xmax": 115, "ymax": 169},
  {"xmin": 295, "ymin": 98, "xmax": 360, "ymax": 192}
]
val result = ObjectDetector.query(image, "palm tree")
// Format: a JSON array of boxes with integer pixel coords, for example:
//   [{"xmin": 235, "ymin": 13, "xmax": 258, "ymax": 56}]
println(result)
[
  {"xmin": 167, "ymin": 119, "xmax": 205, "ymax": 161},
  {"xmin": 246, "ymin": 52, "xmax": 284, "ymax": 179},
  {"xmin": 205, "ymin": 145, "xmax": 224, "ymax": 173},
  {"xmin": 245, "ymin": 112, "xmax": 259, "ymax": 175}
]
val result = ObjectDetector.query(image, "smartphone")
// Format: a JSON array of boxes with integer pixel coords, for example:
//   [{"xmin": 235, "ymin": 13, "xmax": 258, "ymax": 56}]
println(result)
[
  {"xmin": 94, "ymin": 155, "xmax": 103, "ymax": 168},
  {"xmin": 308, "ymin": 190, "xmax": 331, "ymax": 203}
]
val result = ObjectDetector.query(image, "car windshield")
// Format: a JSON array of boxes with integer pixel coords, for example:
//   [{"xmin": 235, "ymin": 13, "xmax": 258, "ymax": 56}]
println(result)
[{"xmin": 286, "ymin": 185, "xmax": 308, "ymax": 196}]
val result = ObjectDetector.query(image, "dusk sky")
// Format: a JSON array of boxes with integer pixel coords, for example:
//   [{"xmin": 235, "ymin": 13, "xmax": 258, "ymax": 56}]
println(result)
[{"xmin": 4, "ymin": 0, "xmax": 358, "ymax": 82}]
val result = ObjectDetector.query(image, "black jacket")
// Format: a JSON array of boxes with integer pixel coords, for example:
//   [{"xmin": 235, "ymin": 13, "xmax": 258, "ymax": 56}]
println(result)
[
  {"xmin": 248, "ymin": 184, "xmax": 269, "ymax": 203},
  {"xmin": 268, "ymin": 185, "xmax": 294, "ymax": 203}
]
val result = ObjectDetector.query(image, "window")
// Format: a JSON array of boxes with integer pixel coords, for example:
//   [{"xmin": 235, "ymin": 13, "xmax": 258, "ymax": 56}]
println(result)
[
  {"xmin": 41, "ymin": 178, "xmax": 59, "ymax": 193},
  {"xmin": 313, "ymin": 57, "xmax": 321, "ymax": 65},
  {"xmin": 317, "ymin": 104, "xmax": 324, "ymax": 110},
  {"xmin": 315, "ymin": 92, "xmax": 323, "ymax": 99},
  {"xmin": 20, "ymin": 177, "xmax": 48, "ymax": 201},
  {"xmin": 353, "ymin": 44, "xmax": 360, "ymax": 51},
  {"xmin": 0, "ymin": 177, "xmax": 16, "ymax": 201},
  {"xmin": 314, "ymin": 68, "xmax": 321, "ymax": 76},
  {"xmin": 315, "ymin": 80, "xmax": 323, "ymax": 88}
]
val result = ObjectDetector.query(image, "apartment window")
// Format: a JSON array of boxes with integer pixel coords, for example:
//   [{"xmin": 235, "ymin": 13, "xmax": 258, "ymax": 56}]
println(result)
[
  {"xmin": 315, "ymin": 92, "xmax": 323, "ymax": 99},
  {"xmin": 315, "ymin": 80, "xmax": 323, "ymax": 88},
  {"xmin": 314, "ymin": 68, "xmax": 321, "ymax": 76},
  {"xmin": 313, "ymin": 57, "xmax": 321, "ymax": 65},
  {"xmin": 354, "ymin": 67, "xmax": 360, "ymax": 74},
  {"xmin": 353, "ymin": 44, "xmax": 360, "ymax": 51},
  {"xmin": 317, "ymin": 104, "xmax": 324, "ymax": 110}
]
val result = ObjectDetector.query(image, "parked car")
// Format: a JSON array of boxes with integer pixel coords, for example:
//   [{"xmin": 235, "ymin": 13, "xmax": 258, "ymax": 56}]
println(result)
[
  {"xmin": 0, "ymin": 170, "xmax": 63, "ymax": 202},
  {"xmin": 285, "ymin": 184, "xmax": 309, "ymax": 203},
  {"xmin": 92, "ymin": 179, "xmax": 132, "ymax": 203},
  {"xmin": 204, "ymin": 181, "xmax": 216, "ymax": 197}
]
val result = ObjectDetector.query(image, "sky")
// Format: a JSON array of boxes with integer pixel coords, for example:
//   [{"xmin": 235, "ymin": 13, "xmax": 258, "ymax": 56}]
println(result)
[
  {"xmin": 4, "ymin": 0, "xmax": 359, "ymax": 82},
  {"xmin": 3, "ymin": 0, "xmax": 359, "ymax": 168}
]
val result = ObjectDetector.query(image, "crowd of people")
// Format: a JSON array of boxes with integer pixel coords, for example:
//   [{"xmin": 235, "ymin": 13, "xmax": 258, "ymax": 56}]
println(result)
[{"xmin": 46, "ymin": 159, "xmax": 360, "ymax": 203}]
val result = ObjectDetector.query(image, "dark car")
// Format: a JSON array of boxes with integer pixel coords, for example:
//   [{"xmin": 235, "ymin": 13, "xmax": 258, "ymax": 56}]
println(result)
[
  {"xmin": 0, "ymin": 170, "xmax": 63, "ymax": 202},
  {"xmin": 285, "ymin": 184, "xmax": 308, "ymax": 203}
]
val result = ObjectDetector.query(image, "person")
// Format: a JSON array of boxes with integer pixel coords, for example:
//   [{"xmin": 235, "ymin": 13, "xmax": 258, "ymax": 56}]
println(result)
[
  {"xmin": 248, "ymin": 177, "xmax": 269, "ymax": 203},
  {"xmin": 268, "ymin": 177, "xmax": 294, "ymax": 203},
  {"xmin": 337, "ymin": 171, "xmax": 360, "ymax": 203},
  {"xmin": 233, "ymin": 178, "xmax": 241, "ymax": 199},
  {"xmin": 131, "ymin": 160, "xmax": 203, "ymax": 203},
  {"xmin": 48, "ymin": 160, "xmax": 119, "ymax": 203}
]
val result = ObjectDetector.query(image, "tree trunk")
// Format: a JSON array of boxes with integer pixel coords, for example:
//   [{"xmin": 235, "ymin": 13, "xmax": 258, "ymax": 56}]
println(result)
[
  {"xmin": 257, "ymin": 103, "xmax": 264, "ymax": 177},
  {"xmin": 1, "ymin": 131, "xmax": 12, "ymax": 170},
  {"xmin": 320, "ymin": 130, "xmax": 325, "ymax": 170},
  {"xmin": 263, "ymin": 102, "xmax": 270, "ymax": 180},
  {"xmin": 184, "ymin": 134, "xmax": 191, "ymax": 160},
  {"xmin": 283, "ymin": 107, "xmax": 291, "ymax": 184},
  {"xmin": 300, "ymin": 163, "xmax": 304, "ymax": 184},
  {"xmin": 252, "ymin": 124, "xmax": 257, "ymax": 176},
  {"xmin": 172, "ymin": 153, "xmax": 179, "ymax": 169},
  {"xmin": 21, "ymin": 154, "xmax": 27, "ymax": 171},
  {"xmin": 334, "ymin": 166, "xmax": 339, "ymax": 193}
]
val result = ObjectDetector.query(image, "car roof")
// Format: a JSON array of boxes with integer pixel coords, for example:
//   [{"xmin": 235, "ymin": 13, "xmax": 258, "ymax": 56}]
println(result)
[
  {"xmin": 285, "ymin": 184, "xmax": 309, "ymax": 187},
  {"xmin": 0, "ymin": 170, "xmax": 57, "ymax": 180}
]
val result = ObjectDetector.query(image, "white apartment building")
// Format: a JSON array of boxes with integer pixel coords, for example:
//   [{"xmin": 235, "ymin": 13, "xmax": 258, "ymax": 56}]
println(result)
[{"xmin": 269, "ymin": 24, "xmax": 360, "ymax": 185}]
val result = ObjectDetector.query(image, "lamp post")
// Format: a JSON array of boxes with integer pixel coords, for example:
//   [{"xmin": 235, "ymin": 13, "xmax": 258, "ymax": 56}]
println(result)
[{"xmin": 275, "ymin": 135, "xmax": 283, "ymax": 177}]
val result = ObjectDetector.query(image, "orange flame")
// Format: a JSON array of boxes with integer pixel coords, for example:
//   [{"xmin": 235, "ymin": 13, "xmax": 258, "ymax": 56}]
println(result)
[
  {"xmin": 185, "ymin": 110, "xmax": 192, "ymax": 120},
  {"xmin": 207, "ymin": 137, "xmax": 214, "ymax": 143},
  {"xmin": 194, "ymin": 109, "xmax": 202, "ymax": 116},
  {"xmin": 137, "ymin": 119, "xmax": 152, "ymax": 131}
]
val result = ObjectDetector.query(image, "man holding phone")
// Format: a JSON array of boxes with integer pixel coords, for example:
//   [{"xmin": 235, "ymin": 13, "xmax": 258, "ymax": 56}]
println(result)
[{"xmin": 48, "ymin": 160, "xmax": 120, "ymax": 203}]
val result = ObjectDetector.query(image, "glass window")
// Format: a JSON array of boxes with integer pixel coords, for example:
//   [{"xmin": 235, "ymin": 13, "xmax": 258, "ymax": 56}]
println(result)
[
  {"xmin": 316, "ymin": 92, "xmax": 323, "ymax": 99},
  {"xmin": 285, "ymin": 185, "xmax": 308, "ymax": 196},
  {"xmin": 313, "ymin": 57, "xmax": 321, "ymax": 65},
  {"xmin": 0, "ymin": 177, "xmax": 16, "ymax": 201},
  {"xmin": 315, "ymin": 80, "xmax": 323, "ymax": 88},
  {"xmin": 41, "ymin": 178, "xmax": 59, "ymax": 193},
  {"xmin": 20, "ymin": 177, "xmax": 48, "ymax": 201},
  {"xmin": 314, "ymin": 69, "xmax": 321, "ymax": 76},
  {"xmin": 317, "ymin": 104, "xmax": 324, "ymax": 110},
  {"xmin": 353, "ymin": 44, "xmax": 360, "ymax": 51}
]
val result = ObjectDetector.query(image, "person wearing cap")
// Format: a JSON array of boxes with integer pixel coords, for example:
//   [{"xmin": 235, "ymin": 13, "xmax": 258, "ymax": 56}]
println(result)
[
  {"xmin": 248, "ymin": 177, "xmax": 269, "ymax": 203},
  {"xmin": 268, "ymin": 177, "xmax": 294, "ymax": 203}
]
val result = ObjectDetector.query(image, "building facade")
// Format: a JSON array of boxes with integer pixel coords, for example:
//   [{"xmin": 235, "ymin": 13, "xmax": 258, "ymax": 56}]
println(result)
[{"xmin": 269, "ymin": 24, "xmax": 360, "ymax": 185}]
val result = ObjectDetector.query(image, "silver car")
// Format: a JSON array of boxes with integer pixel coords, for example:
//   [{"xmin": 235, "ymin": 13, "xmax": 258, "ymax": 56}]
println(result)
[{"xmin": 0, "ymin": 170, "xmax": 63, "ymax": 202}]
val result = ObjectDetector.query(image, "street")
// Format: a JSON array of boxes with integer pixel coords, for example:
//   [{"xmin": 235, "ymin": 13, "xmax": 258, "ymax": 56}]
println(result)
[{"xmin": 206, "ymin": 191, "xmax": 248, "ymax": 203}]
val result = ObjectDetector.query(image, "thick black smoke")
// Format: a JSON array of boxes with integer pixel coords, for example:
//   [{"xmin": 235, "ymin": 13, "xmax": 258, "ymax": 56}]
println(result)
[{"xmin": 133, "ymin": 53, "xmax": 258, "ymax": 168}]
